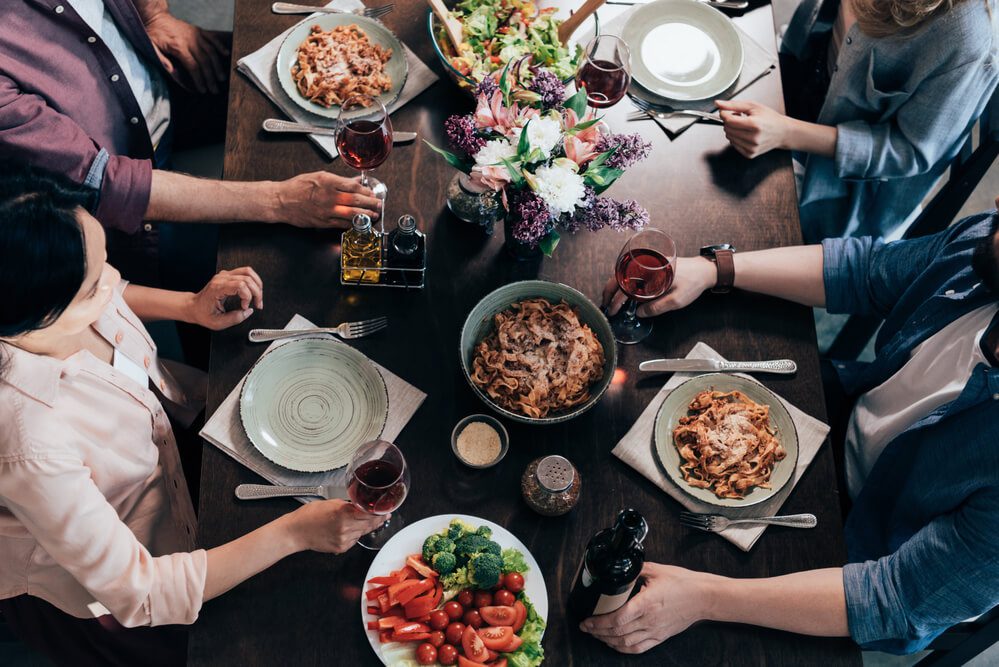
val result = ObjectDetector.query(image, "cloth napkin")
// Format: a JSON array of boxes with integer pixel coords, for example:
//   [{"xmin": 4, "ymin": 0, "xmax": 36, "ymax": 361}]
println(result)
[
  {"xmin": 602, "ymin": 9, "xmax": 777, "ymax": 138},
  {"xmin": 236, "ymin": 0, "xmax": 439, "ymax": 159},
  {"xmin": 612, "ymin": 342, "xmax": 829, "ymax": 551},
  {"xmin": 200, "ymin": 314, "xmax": 426, "ymax": 503}
]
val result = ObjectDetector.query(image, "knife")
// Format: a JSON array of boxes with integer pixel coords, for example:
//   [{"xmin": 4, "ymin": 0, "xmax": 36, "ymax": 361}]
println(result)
[
  {"xmin": 639, "ymin": 359, "xmax": 798, "ymax": 374},
  {"xmin": 262, "ymin": 118, "xmax": 417, "ymax": 143}
]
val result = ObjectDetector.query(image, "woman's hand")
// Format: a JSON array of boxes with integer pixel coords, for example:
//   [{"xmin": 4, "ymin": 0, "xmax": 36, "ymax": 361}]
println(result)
[
  {"xmin": 288, "ymin": 500, "xmax": 387, "ymax": 554},
  {"xmin": 188, "ymin": 267, "xmax": 263, "ymax": 330},
  {"xmin": 602, "ymin": 256, "xmax": 717, "ymax": 318},
  {"xmin": 144, "ymin": 13, "xmax": 230, "ymax": 95},
  {"xmin": 274, "ymin": 172, "xmax": 383, "ymax": 228},
  {"xmin": 580, "ymin": 563, "xmax": 715, "ymax": 654},
  {"xmin": 716, "ymin": 100, "xmax": 793, "ymax": 159}
]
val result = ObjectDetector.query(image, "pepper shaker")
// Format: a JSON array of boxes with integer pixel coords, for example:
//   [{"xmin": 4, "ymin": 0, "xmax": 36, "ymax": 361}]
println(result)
[{"xmin": 521, "ymin": 455, "xmax": 581, "ymax": 516}]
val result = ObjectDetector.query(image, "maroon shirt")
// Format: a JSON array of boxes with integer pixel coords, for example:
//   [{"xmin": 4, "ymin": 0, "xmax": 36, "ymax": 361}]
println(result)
[{"xmin": 0, "ymin": 0, "xmax": 159, "ymax": 234}]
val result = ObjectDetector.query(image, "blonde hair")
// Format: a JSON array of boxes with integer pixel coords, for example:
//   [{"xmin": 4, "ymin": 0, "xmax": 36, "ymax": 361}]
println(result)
[{"xmin": 852, "ymin": 0, "xmax": 976, "ymax": 36}]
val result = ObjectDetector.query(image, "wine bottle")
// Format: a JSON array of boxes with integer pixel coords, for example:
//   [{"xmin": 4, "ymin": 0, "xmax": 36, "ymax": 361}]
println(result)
[{"xmin": 567, "ymin": 508, "xmax": 648, "ymax": 622}]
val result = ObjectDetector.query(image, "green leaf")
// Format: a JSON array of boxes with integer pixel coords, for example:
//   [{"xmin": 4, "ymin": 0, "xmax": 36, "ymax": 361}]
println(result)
[
  {"xmin": 585, "ymin": 149, "xmax": 615, "ymax": 171},
  {"xmin": 566, "ymin": 117, "xmax": 602, "ymax": 135},
  {"xmin": 500, "ymin": 157, "xmax": 525, "ymax": 187},
  {"xmin": 423, "ymin": 140, "xmax": 473, "ymax": 174},
  {"xmin": 539, "ymin": 229, "xmax": 560, "ymax": 257},
  {"xmin": 565, "ymin": 87, "xmax": 587, "ymax": 118},
  {"xmin": 499, "ymin": 61, "xmax": 512, "ymax": 104},
  {"xmin": 583, "ymin": 166, "xmax": 625, "ymax": 194},
  {"xmin": 517, "ymin": 119, "xmax": 531, "ymax": 157}
]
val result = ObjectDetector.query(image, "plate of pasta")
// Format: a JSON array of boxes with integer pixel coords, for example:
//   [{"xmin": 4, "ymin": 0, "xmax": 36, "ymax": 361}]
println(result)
[
  {"xmin": 275, "ymin": 14, "xmax": 408, "ymax": 120},
  {"xmin": 653, "ymin": 374, "xmax": 799, "ymax": 507}
]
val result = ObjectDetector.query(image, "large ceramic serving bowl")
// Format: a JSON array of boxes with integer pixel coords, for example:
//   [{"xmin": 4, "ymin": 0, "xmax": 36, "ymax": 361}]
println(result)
[
  {"xmin": 459, "ymin": 280, "xmax": 617, "ymax": 425},
  {"xmin": 427, "ymin": 1, "xmax": 599, "ymax": 95}
]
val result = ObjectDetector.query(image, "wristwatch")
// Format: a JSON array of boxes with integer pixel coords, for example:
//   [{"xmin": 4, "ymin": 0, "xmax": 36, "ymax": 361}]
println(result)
[{"xmin": 700, "ymin": 244, "xmax": 736, "ymax": 293}]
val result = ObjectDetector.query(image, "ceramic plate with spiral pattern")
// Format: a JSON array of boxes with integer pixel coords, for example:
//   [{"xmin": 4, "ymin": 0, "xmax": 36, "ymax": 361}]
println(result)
[{"xmin": 239, "ymin": 337, "xmax": 389, "ymax": 472}]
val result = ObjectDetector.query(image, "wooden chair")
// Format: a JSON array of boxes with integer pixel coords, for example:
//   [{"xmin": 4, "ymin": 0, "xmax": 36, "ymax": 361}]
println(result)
[
  {"xmin": 915, "ymin": 607, "xmax": 999, "ymax": 666},
  {"xmin": 826, "ymin": 90, "xmax": 999, "ymax": 360}
]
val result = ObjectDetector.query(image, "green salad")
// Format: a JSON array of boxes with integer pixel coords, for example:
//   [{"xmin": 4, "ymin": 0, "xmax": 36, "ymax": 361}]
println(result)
[{"xmin": 440, "ymin": 0, "xmax": 582, "ymax": 82}]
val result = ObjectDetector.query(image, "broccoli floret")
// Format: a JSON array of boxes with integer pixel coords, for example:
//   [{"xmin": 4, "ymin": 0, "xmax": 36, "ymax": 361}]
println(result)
[
  {"xmin": 437, "ymin": 537, "xmax": 455, "ymax": 553},
  {"xmin": 454, "ymin": 534, "xmax": 501, "ymax": 564},
  {"xmin": 422, "ymin": 534, "xmax": 443, "ymax": 562},
  {"xmin": 447, "ymin": 519, "xmax": 475, "ymax": 541},
  {"xmin": 440, "ymin": 566, "xmax": 469, "ymax": 590},
  {"xmin": 432, "ymin": 551, "xmax": 457, "ymax": 575},
  {"xmin": 475, "ymin": 525, "xmax": 493, "ymax": 539},
  {"xmin": 468, "ymin": 552, "xmax": 503, "ymax": 589}
]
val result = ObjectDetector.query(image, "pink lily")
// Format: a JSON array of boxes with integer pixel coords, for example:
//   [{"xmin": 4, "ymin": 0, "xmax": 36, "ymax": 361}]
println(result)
[
  {"xmin": 562, "ymin": 108, "xmax": 601, "ymax": 167},
  {"xmin": 469, "ymin": 164, "xmax": 512, "ymax": 191}
]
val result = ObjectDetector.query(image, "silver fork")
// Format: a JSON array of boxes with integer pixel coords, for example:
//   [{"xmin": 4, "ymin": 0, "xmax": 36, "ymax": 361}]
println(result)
[
  {"xmin": 248, "ymin": 317, "xmax": 387, "ymax": 342},
  {"xmin": 271, "ymin": 2, "xmax": 395, "ymax": 19},
  {"xmin": 679, "ymin": 511, "xmax": 818, "ymax": 531},
  {"xmin": 630, "ymin": 96, "xmax": 724, "ymax": 124}
]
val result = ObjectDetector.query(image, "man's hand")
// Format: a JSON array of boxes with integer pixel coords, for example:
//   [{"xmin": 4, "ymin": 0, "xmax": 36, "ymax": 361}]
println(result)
[
  {"xmin": 274, "ymin": 172, "xmax": 383, "ymax": 229},
  {"xmin": 602, "ymin": 256, "xmax": 717, "ymax": 318},
  {"xmin": 144, "ymin": 13, "xmax": 230, "ymax": 95},
  {"xmin": 188, "ymin": 267, "xmax": 263, "ymax": 330},
  {"xmin": 716, "ymin": 100, "xmax": 793, "ymax": 159},
  {"xmin": 580, "ymin": 563, "xmax": 713, "ymax": 654}
]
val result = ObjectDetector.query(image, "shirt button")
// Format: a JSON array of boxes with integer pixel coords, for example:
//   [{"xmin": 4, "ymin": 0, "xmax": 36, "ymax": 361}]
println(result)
[
  {"xmin": 130, "ymin": 117, "xmax": 139, "ymax": 125},
  {"xmin": 994, "ymin": 393, "xmax": 999, "ymax": 401},
  {"xmin": 945, "ymin": 289, "xmax": 955, "ymax": 295},
  {"xmin": 143, "ymin": 223, "xmax": 153, "ymax": 232},
  {"xmin": 160, "ymin": 379, "xmax": 167, "ymax": 390},
  {"xmin": 87, "ymin": 36, "xmax": 97, "ymax": 44},
  {"xmin": 833, "ymin": 65, "xmax": 839, "ymax": 73},
  {"xmin": 846, "ymin": 36, "xmax": 852, "ymax": 45},
  {"xmin": 110, "ymin": 74, "xmax": 120, "ymax": 82},
  {"xmin": 837, "ymin": 363, "xmax": 846, "ymax": 369},
  {"xmin": 114, "ymin": 331, "xmax": 124, "ymax": 344},
  {"xmin": 54, "ymin": 5, "xmax": 64, "ymax": 13},
  {"xmin": 144, "ymin": 356, "xmax": 151, "ymax": 369}
]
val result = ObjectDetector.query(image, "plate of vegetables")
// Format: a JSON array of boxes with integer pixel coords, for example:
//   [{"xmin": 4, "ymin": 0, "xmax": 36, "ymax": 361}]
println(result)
[{"xmin": 361, "ymin": 515, "xmax": 547, "ymax": 667}]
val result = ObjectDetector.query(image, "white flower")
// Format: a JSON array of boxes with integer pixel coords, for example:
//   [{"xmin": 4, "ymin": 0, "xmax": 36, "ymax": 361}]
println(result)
[
  {"xmin": 532, "ymin": 161, "xmax": 587, "ymax": 215},
  {"xmin": 522, "ymin": 117, "xmax": 563, "ymax": 159},
  {"xmin": 474, "ymin": 138, "xmax": 517, "ymax": 166}
]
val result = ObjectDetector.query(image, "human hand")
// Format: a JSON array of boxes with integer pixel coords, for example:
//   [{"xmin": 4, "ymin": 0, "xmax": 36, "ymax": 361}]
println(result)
[
  {"xmin": 602, "ymin": 256, "xmax": 717, "ymax": 318},
  {"xmin": 188, "ymin": 267, "xmax": 263, "ymax": 330},
  {"xmin": 288, "ymin": 499, "xmax": 387, "ymax": 554},
  {"xmin": 580, "ymin": 563, "xmax": 714, "ymax": 654},
  {"xmin": 274, "ymin": 172, "xmax": 382, "ymax": 229},
  {"xmin": 715, "ymin": 100, "xmax": 792, "ymax": 159},
  {"xmin": 144, "ymin": 12, "xmax": 230, "ymax": 94}
]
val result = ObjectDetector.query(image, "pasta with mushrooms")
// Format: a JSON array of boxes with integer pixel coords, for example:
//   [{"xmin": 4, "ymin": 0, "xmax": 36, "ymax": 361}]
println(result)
[{"xmin": 291, "ymin": 24, "xmax": 393, "ymax": 108}]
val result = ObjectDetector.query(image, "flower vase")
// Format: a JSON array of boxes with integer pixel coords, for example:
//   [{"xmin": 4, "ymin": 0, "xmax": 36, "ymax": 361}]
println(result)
[
  {"xmin": 445, "ymin": 172, "xmax": 504, "ymax": 233},
  {"xmin": 503, "ymin": 217, "xmax": 544, "ymax": 261}
]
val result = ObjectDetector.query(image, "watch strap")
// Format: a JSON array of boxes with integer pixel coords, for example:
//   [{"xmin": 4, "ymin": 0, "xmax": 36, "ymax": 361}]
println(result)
[{"xmin": 712, "ymin": 249, "xmax": 735, "ymax": 293}]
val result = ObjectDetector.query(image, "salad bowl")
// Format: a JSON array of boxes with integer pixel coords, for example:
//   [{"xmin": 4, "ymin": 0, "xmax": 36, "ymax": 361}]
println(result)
[{"xmin": 428, "ymin": 0, "xmax": 600, "ymax": 94}]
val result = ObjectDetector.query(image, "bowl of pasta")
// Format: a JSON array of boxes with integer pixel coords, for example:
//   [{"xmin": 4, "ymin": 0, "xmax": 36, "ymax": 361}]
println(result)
[
  {"xmin": 653, "ymin": 374, "xmax": 799, "ymax": 507},
  {"xmin": 459, "ymin": 280, "xmax": 617, "ymax": 425}
]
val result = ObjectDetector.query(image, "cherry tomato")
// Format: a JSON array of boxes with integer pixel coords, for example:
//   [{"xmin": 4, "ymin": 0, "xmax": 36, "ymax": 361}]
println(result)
[
  {"xmin": 428, "ymin": 631, "xmax": 446, "ymax": 648},
  {"xmin": 457, "ymin": 590, "xmax": 474, "ymax": 607},
  {"xmin": 493, "ymin": 590, "xmax": 516, "ymax": 607},
  {"xmin": 479, "ymin": 605, "xmax": 517, "ymax": 627},
  {"xmin": 438, "ymin": 644, "xmax": 459, "ymax": 666},
  {"xmin": 428, "ymin": 610, "xmax": 450, "ymax": 631},
  {"xmin": 473, "ymin": 591, "xmax": 493, "ymax": 609},
  {"xmin": 443, "ymin": 601, "xmax": 464, "ymax": 621},
  {"xmin": 416, "ymin": 643, "xmax": 437, "ymax": 665},
  {"xmin": 504, "ymin": 572, "xmax": 525, "ymax": 593},
  {"xmin": 445, "ymin": 622, "xmax": 466, "ymax": 645},
  {"xmin": 463, "ymin": 609, "xmax": 483, "ymax": 628}
]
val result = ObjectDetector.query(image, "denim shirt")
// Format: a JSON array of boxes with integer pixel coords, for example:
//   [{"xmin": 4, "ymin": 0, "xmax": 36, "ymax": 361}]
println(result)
[
  {"xmin": 783, "ymin": 0, "xmax": 998, "ymax": 242},
  {"xmin": 822, "ymin": 212, "xmax": 999, "ymax": 653}
]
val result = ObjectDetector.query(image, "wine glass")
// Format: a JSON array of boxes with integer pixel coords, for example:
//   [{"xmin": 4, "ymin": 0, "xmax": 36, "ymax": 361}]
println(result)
[
  {"xmin": 610, "ymin": 229, "xmax": 677, "ymax": 345},
  {"xmin": 335, "ymin": 94, "xmax": 393, "ymax": 230},
  {"xmin": 575, "ymin": 35, "xmax": 632, "ymax": 116},
  {"xmin": 346, "ymin": 439, "xmax": 410, "ymax": 550}
]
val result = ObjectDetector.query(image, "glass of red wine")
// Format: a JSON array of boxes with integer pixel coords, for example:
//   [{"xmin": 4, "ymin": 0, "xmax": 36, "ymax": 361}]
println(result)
[
  {"xmin": 335, "ymin": 93, "xmax": 393, "ymax": 229},
  {"xmin": 575, "ymin": 35, "xmax": 632, "ymax": 115},
  {"xmin": 610, "ymin": 229, "xmax": 677, "ymax": 344},
  {"xmin": 346, "ymin": 439, "xmax": 410, "ymax": 550}
]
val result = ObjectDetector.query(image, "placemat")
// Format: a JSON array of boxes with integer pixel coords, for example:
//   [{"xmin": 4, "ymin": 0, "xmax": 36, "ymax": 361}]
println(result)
[
  {"xmin": 602, "ymin": 8, "xmax": 777, "ymax": 138},
  {"xmin": 200, "ymin": 314, "xmax": 426, "ymax": 503},
  {"xmin": 237, "ymin": 0, "xmax": 438, "ymax": 159},
  {"xmin": 611, "ymin": 342, "xmax": 828, "ymax": 551}
]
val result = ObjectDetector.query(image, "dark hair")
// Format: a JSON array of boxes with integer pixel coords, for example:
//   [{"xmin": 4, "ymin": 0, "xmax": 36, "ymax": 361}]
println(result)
[{"xmin": 0, "ymin": 162, "xmax": 98, "ymax": 339}]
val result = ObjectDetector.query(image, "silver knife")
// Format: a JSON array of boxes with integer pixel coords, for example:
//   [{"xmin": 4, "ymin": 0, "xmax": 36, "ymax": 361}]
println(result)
[
  {"xmin": 262, "ymin": 118, "xmax": 417, "ymax": 143},
  {"xmin": 235, "ymin": 483, "xmax": 344, "ymax": 500},
  {"xmin": 639, "ymin": 359, "xmax": 798, "ymax": 374}
]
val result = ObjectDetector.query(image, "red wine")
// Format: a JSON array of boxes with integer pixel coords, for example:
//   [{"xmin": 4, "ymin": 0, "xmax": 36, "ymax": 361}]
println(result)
[
  {"xmin": 576, "ymin": 59, "xmax": 631, "ymax": 109},
  {"xmin": 616, "ymin": 248, "xmax": 674, "ymax": 301},
  {"xmin": 337, "ymin": 119, "xmax": 393, "ymax": 171},
  {"xmin": 348, "ymin": 460, "xmax": 407, "ymax": 514},
  {"xmin": 567, "ymin": 509, "xmax": 648, "ymax": 622}
]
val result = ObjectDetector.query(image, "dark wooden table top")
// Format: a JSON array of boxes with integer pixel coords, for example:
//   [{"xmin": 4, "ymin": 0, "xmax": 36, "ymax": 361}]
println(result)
[{"xmin": 190, "ymin": 2, "xmax": 862, "ymax": 665}]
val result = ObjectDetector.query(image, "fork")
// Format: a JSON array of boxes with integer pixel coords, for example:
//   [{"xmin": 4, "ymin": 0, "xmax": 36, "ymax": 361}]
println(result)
[
  {"xmin": 271, "ymin": 2, "xmax": 395, "ymax": 19},
  {"xmin": 248, "ymin": 317, "xmax": 388, "ymax": 342},
  {"xmin": 679, "ymin": 511, "xmax": 818, "ymax": 531},
  {"xmin": 630, "ymin": 96, "xmax": 724, "ymax": 124}
]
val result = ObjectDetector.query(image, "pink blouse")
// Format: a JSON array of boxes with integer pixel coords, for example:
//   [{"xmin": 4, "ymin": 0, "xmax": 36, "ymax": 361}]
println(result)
[{"xmin": 0, "ymin": 284, "xmax": 207, "ymax": 627}]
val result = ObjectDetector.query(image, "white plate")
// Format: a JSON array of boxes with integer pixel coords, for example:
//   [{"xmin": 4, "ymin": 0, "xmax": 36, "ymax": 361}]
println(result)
[
  {"xmin": 276, "ymin": 14, "xmax": 408, "ymax": 121},
  {"xmin": 360, "ymin": 514, "xmax": 549, "ymax": 665},
  {"xmin": 622, "ymin": 0, "xmax": 744, "ymax": 101}
]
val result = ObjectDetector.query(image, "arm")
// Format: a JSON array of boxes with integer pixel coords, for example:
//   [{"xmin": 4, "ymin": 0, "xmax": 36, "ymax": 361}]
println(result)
[
  {"xmin": 123, "ymin": 267, "xmax": 264, "ymax": 330},
  {"xmin": 716, "ymin": 100, "xmax": 837, "ymax": 159}
]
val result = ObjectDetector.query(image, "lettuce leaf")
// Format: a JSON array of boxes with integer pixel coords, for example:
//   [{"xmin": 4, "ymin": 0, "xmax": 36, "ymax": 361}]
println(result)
[
  {"xmin": 501, "ymin": 547, "xmax": 530, "ymax": 574},
  {"xmin": 504, "ymin": 592, "xmax": 546, "ymax": 667}
]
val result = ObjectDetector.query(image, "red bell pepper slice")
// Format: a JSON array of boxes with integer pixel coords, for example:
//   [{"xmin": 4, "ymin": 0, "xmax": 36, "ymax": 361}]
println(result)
[
  {"xmin": 403, "ymin": 595, "xmax": 438, "ymax": 619},
  {"xmin": 367, "ymin": 576, "xmax": 398, "ymax": 586},
  {"xmin": 392, "ymin": 631, "xmax": 432, "ymax": 642},
  {"xmin": 376, "ymin": 592, "xmax": 391, "ymax": 615},
  {"xmin": 378, "ymin": 630, "xmax": 393, "ymax": 644},
  {"xmin": 366, "ymin": 605, "xmax": 379, "ymax": 615},
  {"xmin": 387, "ymin": 580, "xmax": 425, "ymax": 607},
  {"xmin": 395, "ymin": 565, "xmax": 419, "ymax": 581},
  {"xmin": 396, "ymin": 579, "xmax": 434, "ymax": 607},
  {"xmin": 405, "ymin": 555, "xmax": 437, "ymax": 579},
  {"xmin": 393, "ymin": 622, "xmax": 431, "ymax": 635},
  {"xmin": 365, "ymin": 586, "xmax": 386, "ymax": 601},
  {"xmin": 377, "ymin": 616, "xmax": 409, "ymax": 630}
]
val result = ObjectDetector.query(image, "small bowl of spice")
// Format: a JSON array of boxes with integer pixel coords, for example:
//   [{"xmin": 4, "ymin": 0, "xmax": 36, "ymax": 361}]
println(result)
[{"xmin": 452, "ymin": 414, "xmax": 509, "ymax": 469}]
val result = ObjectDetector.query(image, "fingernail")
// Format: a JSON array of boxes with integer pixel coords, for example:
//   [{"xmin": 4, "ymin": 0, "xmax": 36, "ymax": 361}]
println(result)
[
  {"xmin": 579, "ymin": 622, "xmax": 589, "ymax": 632},
  {"xmin": 243, "ymin": 308, "xmax": 254, "ymax": 317}
]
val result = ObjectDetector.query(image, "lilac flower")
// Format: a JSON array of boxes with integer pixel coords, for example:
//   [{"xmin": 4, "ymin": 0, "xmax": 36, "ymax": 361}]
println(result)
[
  {"xmin": 566, "ymin": 196, "xmax": 649, "ymax": 233},
  {"xmin": 444, "ymin": 114, "xmax": 485, "ymax": 158},
  {"xmin": 529, "ymin": 69, "xmax": 566, "ymax": 110},
  {"xmin": 596, "ymin": 133, "xmax": 652, "ymax": 169},
  {"xmin": 475, "ymin": 76, "xmax": 499, "ymax": 100},
  {"xmin": 508, "ymin": 188, "xmax": 553, "ymax": 246}
]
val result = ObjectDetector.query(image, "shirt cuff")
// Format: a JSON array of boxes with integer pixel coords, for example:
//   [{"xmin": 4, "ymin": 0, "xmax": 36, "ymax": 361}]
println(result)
[
  {"xmin": 843, "ymin": 560, "xmax": 910, "ymax": 646},
  {"xmin": 835, "ymin": 121, "xmax": 875, "ymax": 179},
  {"xmin": 146, "ymin": 548, "xmax": 208, "ymax": 627},
  {"xmin": 93, "ymin": 154, "xmax": 153, "ymax": 236},
  {"xmin": 822, "ymin": 237, "xmax": 854, "ymax": 314}
]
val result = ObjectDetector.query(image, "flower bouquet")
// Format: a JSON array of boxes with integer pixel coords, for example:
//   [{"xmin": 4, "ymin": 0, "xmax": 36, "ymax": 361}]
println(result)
[{"xmin": 429, "ymin": 67, "xmax": 651, "ymax": 256}]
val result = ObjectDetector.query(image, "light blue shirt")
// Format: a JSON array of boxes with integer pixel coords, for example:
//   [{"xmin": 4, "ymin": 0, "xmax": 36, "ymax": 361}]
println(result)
[{"xmin": 784, "ymin": 0, "xmax": 999, "ymax": 242}]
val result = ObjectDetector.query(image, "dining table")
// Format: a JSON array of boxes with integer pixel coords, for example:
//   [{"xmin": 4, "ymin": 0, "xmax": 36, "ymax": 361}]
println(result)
[{"xmin": 189, "ymin": 0, "xmax": 863, "ymax": 664}]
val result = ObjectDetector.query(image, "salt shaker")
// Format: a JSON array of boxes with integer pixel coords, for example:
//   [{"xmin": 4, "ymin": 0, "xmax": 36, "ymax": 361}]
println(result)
[{"xmin": 521, "ymin": 455, "xmax": 581, "ymax": 516}]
